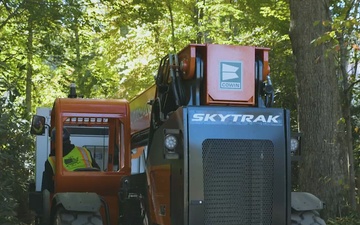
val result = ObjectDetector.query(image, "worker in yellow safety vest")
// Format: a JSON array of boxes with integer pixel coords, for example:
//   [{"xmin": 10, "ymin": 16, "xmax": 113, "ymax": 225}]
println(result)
[{"xmin": 41, "ymin": 127, "xmax": 100, "ymax": 192}]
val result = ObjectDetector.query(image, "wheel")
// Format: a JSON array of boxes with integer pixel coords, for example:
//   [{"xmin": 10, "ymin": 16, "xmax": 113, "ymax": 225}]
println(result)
[
  {"xmin": 53, "ymin": 206, "xmax": 103, "ymax": 225},
  {"xmin": 291, "ymin": 210, "xmax": 326, "ymax": 225}
]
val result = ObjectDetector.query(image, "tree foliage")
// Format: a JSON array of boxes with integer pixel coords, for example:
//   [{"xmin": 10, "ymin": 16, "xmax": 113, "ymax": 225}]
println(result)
[{"xmin": 0, "ymin": 93, "xmax": 34, "ymax": 224}]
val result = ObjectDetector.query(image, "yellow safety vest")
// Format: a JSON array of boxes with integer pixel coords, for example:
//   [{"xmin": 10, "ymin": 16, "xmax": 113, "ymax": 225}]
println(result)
[{"xmin": 48, "ymin": 146, "xmax": 93, "ymax": 173}]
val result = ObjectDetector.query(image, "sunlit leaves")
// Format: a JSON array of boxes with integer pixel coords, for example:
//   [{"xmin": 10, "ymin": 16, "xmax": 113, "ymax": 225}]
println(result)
[{"xmin": 260, "ymin": 0, "xmax": 289, "ymax": 21}]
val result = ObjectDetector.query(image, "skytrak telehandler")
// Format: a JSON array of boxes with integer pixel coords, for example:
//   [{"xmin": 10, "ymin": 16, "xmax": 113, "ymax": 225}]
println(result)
[{"xmin": 125, "ymin": 44, "xmax": 327, "ymax": 225}]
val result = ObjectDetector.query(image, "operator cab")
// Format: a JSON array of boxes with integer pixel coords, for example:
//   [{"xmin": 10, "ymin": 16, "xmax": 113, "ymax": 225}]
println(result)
[{"xmin": 30, "ymin": 113, "xmax": 120, "ymax": 173}]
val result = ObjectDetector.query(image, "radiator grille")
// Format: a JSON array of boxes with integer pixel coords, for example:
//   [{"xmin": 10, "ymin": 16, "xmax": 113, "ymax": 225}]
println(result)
[{"xmin": 202, "ymin": 139, "xmax": 274, "ymax": 225}]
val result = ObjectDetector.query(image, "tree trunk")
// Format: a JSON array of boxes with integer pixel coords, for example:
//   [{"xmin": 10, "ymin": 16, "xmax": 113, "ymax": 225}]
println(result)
[
  {"xmin": 289, "ymin": 0, "xmax": 348, "ymax": 219},
  {"xmin": 26, "ymin": 17, "xmax": 33, "ymax": 115},
  {"xmin": 74, "ymin": 16, "xmax": 81, "ymax": 83},
  {"xmin": 165, "ymin": 0, "xmax": 176, "ymax": 53},
  {"xmin": 339, "ymin": 35, "xmax": 356, "ymax": 209},
  {"xmin": 195, "ymin": 0, "xmax": 204, "ymax": 44}
]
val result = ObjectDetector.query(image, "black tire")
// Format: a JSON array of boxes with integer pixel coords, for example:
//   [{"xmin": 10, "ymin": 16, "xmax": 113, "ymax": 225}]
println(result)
[
  {"xmin": 53, "ymin": 206, "xmax": 103, "ymax": 225},
  {"xmin": 291, "ymin": 210, "xmax": 326, "ymax": 225}
]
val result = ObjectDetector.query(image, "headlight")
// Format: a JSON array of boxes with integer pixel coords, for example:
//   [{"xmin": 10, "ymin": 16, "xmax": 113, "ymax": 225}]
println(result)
[
  {"xmin": 290, "ymin": 137, "xmax": 299, "ymax": 153},
  {"xmin": 163, "ymin": 129, "xmax": 180, "ymax": 159},
  {"xmin": 164, "ymin": 134, "xmax": 177, "ymax": 151}
]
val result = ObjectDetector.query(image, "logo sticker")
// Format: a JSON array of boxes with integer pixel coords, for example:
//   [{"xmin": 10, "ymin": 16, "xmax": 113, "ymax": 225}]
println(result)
[
  {"xmin": 220, "ymin": 61, "xmax": 242, "ymax": 90},
  {"xmin": 189, "ymin": 111, "xmax": 283, "ymax": 126}
]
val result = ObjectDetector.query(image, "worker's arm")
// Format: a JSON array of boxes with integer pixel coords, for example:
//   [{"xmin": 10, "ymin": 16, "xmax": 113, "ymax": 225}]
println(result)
[
  {"xmin": 84, "ymin": 147, "xmax": 100, "ymax": 169},
  {"xmin": 91, "ymin": 157, "xmax": 100, "ymax": 169}
]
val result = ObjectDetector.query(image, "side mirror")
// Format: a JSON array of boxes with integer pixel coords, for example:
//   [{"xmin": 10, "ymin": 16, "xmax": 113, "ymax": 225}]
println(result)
[{"xmin": 30, "ymin": 115, "xmax": 46, "ymax": 135}]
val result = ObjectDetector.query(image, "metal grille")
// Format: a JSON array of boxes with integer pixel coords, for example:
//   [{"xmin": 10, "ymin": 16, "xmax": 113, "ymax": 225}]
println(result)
[{"xmin": 202, "ymin": 139, "xmax": 274, "ymax": 225}]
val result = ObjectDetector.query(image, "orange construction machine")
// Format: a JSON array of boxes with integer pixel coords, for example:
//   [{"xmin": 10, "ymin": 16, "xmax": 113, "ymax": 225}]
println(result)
[
  {"xmin": 126, "ymin": 44, "xmax": 326, "ymax": 225},
  {"xmin": 29, "ymin": 85, "xmax": 132, "ymax": 225}
]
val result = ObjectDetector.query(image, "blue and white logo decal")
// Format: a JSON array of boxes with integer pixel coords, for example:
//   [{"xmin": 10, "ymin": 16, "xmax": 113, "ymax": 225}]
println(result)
[{"xmin": 220, "ymin": 61, "xmax": 243, "ymax": 90}]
